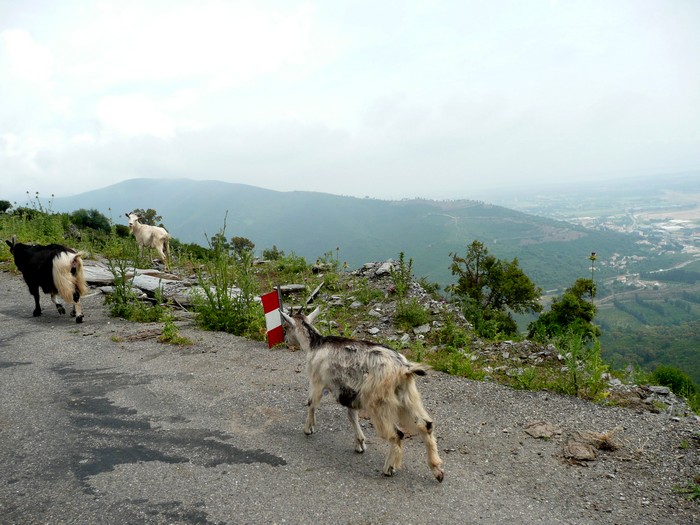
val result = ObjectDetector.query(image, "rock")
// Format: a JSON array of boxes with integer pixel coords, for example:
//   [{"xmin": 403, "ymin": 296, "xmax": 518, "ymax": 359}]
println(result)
[
  {"xmin": 413, "ymin": 323, "xmax": 431, "ymax": 334},
  {"xmin": 279, "ymin": 284, "xmax": 306, "ymax": 294},
  {"xmin": 524, "ymin": 421, "xmax": 562, "ymax": 439},
  {"xmin": 375, "ymin": 261, "xmax": 395, "ymax": 276},
  {"xmin": 563, "ymin": 439, "xmax": 597, "ymax": 461}
]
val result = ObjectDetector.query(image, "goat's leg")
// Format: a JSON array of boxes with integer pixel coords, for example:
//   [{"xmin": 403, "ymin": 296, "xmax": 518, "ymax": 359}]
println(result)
[
  {"xmin": 71, "ymin": 289, "xmax": 84, "ymax": 324},
  {"xmin": 29, "ymin": 286, "xmax": 42, "ymax": 317},
  {"xmin": 383, "ymin": 428, "xmax": 404, "ymax": 477},
  {"xmin": 50, "ymin": 293, "xmax": 66, "ymax": 315},
  {"xmin": 157, "ymin": 244, "xmax": 168, "ymax": 270},
  {"xmin": 399, "ymin": 406, "xmax": 445, "ymax": 482},
  {"xmin": 347, "ymin": 408, "xmax": 367, "ymax": 453},
  {"xmin": 373, "ymin": 418, "xmax": 404, "ymax": 477},
  {"xmin": 304, "ymin": 383, "xmax": 324, "ymax": 435},
  {"xmin": 417, "ymin": 420, "xmax": 444, "ymax": 482}
]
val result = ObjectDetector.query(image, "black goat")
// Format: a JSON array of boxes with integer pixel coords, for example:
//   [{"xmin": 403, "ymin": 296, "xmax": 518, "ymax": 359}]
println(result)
[{"xmin": 6, "ymin": 236, "xmax": 88, "ymax": 323}]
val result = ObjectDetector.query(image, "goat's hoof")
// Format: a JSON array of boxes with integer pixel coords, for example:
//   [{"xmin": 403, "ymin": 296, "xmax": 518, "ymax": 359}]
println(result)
[
  {"xmin": 56, "ymin": 305, "xmax": 66, "ymax": 315},
  {"xmin": 304, "ymin": 427, "xmax": 314, "ymax": 435},
  {"xmin": 75, "ymin": 315, "xmax": 84, "ymax": 324},
  {"xmin": 383, "ymin": 467, "xmax": 395, "ymax": 477},
  {"xmin": 355, "ymin": 441, "xmax": 366, "ymax": 453},
  {"xmin": 434, "ymin": 468, "xmax": 444, "ymax": 483},
  {"xmin": 32, "ymin": 310, "xmax": 41, "ymax": 317}
]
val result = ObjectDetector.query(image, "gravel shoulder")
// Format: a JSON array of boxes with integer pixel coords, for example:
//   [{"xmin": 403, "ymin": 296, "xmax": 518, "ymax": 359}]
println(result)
[{"xmin": 0, "ymin": 268, "xmax": 698, "ymax": 525}]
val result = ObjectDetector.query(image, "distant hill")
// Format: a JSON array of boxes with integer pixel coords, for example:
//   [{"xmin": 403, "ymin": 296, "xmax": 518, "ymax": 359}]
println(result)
[{"xmin": 51, "ymin": 178, "xmax": 649, "ymax": 291}]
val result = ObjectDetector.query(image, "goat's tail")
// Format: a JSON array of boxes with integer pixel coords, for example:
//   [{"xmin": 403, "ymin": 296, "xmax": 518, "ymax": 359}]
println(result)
[
  {"xmin": 406, "ymin": 362, "xmax": 431, "ymax": 377},
  {"xmin": 52, "ymin": 251, "xmax": 88, "ymax": 304},
  {"xmin": 162, "ymin": 235, "xmax": 170, "ymax": 257}
]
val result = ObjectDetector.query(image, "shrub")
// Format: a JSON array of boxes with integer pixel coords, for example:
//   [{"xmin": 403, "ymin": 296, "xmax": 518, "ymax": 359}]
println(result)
[
  {"xmin": 106, "ymin": 257, "xmax": 168, "ymax": 322},
  {"xmin": 652, "ymin": 365, "xmax": 698, "ymax": 399},
  {"xmin": 193, "ymin": 223, "xmax": 265, "ymax": 340},
  {"xmin": 395, "ymin": 298, "xmax": 431, "ymax": 330}
]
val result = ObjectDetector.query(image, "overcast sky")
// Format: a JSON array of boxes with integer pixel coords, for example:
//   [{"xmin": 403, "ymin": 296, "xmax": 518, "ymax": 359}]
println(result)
[{"xmin": 1, "ymin": 0, "xmax": 699, "ymax": 203}]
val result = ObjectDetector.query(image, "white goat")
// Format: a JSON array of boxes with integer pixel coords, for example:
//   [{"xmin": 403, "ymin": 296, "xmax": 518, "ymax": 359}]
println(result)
[
  {"xmin": 125, "ymin": 213, "xmax": 170, "ymax": 269},
  {"xmin": 281, "ymin": 307, "xmax": 444, "ymax": 482}
]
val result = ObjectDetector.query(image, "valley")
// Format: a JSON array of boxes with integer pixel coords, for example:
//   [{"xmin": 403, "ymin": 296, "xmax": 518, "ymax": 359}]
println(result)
[{"xmin": 490, "ymin": 172, "xmax": 700, "ymax": 383}]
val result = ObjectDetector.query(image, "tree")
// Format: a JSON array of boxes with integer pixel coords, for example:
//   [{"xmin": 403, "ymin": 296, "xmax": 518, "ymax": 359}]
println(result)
[
  {"xmin": 231, "ymin": 236, "xmax": 255, "ymax": 261},
  {"xmin": 131, "ymin": 208, "xmax": 162, "ymax": 227},
  {"xmin": 448, "ymin": 241, "xmax": 542, "ymax": 337},
  {"xmin": 70, "ymin": 208, "xmax": 111, "ymax": 233},
  {"xmin": 209, "ymin": 233, "xmax": 230, "ymax": 254},
  {"xmin": 262, "ymin": 245, "xmax": 285, "ymax": 260},
  {"xmin": 0, "ymin": 200, "xmax": 11, "ymax": 213},
  {"xmin": 528, "ymin": 278, "xmax": 599, "ymax": 342}
]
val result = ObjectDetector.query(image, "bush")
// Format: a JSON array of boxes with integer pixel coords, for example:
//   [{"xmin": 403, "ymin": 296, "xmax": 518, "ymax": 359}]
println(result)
[
  {"xmin": 193, "ymin": 223, "xmax": 265, "ymax": 340},
  {"xmin": 395, "ymin": 298, "xmax": 430, "ymax": 330},
  {"xmin": 105, "ymin": 257, "xmax": 168, "ymax": 322},
  {"xmin": 652, "ymin": 365, "xmax": 698, "ymax": 398}
]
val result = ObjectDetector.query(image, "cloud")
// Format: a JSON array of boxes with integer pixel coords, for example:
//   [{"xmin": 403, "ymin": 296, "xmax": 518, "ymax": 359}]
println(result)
[
  {"xmin": 1, "ymin": 1, "xmax": 699, "ymax": 204},
  {"xmin": 1, "ymin": 28, "xmax": 53, "ymax": 84},
  {"xmin": 96, "ymin": 94, "xmax": 177, "ymax": 138}
]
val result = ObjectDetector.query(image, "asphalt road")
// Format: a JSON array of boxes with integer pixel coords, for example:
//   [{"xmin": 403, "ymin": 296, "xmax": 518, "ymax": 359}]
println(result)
[{"xmin": 1, "ymin": 269, "xmax": 697, "ymax": 525}]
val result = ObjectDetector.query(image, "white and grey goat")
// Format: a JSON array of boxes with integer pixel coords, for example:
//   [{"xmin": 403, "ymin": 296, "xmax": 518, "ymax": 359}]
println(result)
[
  {"xmin": 125, "ymin": 213, "xmax": 170, "ymax": 269},
  {"xmin": 281, "ymin": 307, "xmax": 444, "ymax": 482}
]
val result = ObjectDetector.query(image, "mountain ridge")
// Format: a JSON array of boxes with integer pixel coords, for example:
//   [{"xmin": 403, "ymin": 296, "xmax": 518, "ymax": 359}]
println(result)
[{"xmin": 49, "ymin": 178, "xmax": 644, "ymax": 291}]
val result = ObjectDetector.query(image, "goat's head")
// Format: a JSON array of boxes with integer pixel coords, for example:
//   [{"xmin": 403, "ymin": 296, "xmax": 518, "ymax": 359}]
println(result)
[
  {"xmin": 125, "ymin": 213, "xmax": 140, "ymax": 230},
  {"xmin": 280, "ymin": 307, "xmax": 320, "ymax": 348},
  {"xmin": 5, "ymin": 235, "xmax": 17, "ymax": 254}
]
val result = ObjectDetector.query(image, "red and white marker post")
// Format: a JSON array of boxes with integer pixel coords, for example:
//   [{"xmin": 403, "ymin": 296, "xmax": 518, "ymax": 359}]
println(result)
[{"xmin": 261, "ymin": 288, "xmax": 284, "ymax": 348}]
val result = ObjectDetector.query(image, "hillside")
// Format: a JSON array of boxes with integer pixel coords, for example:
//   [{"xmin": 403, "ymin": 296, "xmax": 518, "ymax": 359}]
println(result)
[{"xmin": 49, "ymin": 178, "xmax": 648, "ymax": 292}]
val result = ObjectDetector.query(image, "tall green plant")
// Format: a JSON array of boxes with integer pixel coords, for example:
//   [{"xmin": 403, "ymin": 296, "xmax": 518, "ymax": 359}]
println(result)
[
  {"xmin": 105, "ymin": 256, "xmax": 167, "ymax": 322},
  {"xmin": 193, "ymin": 221, "xmax": 265, "ymax": 340},
  {"xmin": 556, "ymin": 331, "xmax": 608, "ymax": 400},
  {"xmin": 390, "ymin": 252, "xmax": 413, "ymax": 300}
]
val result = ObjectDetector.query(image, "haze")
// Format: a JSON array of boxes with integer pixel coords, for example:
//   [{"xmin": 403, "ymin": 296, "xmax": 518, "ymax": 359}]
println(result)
[{"xmin": 1, "ymin": 0, "xmax": 699, "ymax": 203}]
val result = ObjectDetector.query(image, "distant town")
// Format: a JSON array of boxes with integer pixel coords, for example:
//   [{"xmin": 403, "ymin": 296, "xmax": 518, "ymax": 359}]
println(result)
[{"xmin": 489, "ymin": 173, "xmax": 700, "ymax": 297}]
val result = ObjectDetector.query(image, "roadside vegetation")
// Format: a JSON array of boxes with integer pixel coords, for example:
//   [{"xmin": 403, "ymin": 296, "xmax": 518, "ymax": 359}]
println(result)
[{"xmin": 1, "ymin": 194, "xmax": 698, "ymax": 414}]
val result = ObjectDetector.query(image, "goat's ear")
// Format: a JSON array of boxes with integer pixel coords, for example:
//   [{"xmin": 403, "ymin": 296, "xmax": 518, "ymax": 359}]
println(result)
[
  {"xmin": 125, "ymin": 213, "xmax": 129, "ymax": 218},
  {"xmin": 307, "ymin": 307, "xmax": 321, "ymax": 324}
]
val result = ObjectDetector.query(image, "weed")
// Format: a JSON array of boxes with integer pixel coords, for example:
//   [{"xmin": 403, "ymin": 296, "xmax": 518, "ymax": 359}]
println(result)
[
  {"xmin": 514, "ymin": 367, "xmax": 541, "ymax": 390},
  {"xmin": 395, "ymin": 297, "xmax": 431, "ymax": 330},
  {"xmin": 556, "ymin": 331, "xmax": 608, "ymax": 400},
  {"xmin": 350, "ymin": 277, "xmax": 384, "ymax": 305},
  {"xmin": 390, "ymin": 252, "xmax": 413, "ymax": 300},
  {"xmin": 105, "ymin": 256, "xmax": 168, "ymax": 322},
  {"xmin": 673, "ymin": 479, "xmax": 700, "ymax": 501},
  {"xmin": 193, "ymin": 219, "xmax": 265, "ymax": 340},
  {"xmin": 427, "ymin": 348, "xmax": 485, "ymax": 381},
  {"xmin": 159, "ymin": 315, "xmax": 193, "ymax": 346},
  {"xmin": 432, "ymin": 314, "xmax": 471, "ymax": 349}
]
